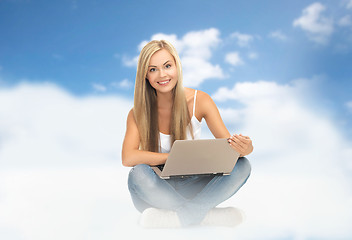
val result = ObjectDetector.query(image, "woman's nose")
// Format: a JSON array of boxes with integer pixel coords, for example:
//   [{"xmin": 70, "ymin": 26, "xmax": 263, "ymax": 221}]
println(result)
[{"xmin": 159, "ymin": 69, "xmax": 167, "ymax": 77}]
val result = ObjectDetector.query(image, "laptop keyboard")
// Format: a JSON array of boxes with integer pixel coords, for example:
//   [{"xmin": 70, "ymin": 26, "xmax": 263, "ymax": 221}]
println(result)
[
  {"xmin": 155, "ymin": 164, "xmax": 225, "ymax": 178},
  {"xmin": 156, "ymin": 164, "xmax": 164, "ymax": 171}
]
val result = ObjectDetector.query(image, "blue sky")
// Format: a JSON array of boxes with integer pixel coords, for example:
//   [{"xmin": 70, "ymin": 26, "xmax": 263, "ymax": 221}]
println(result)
[
  {"xmin": 1, "ymin": 0, "xmax": 352, "ymax": 239},
  {"xmin": 1, "ymin": 0, "xmax": 352, "ymax": 133}
]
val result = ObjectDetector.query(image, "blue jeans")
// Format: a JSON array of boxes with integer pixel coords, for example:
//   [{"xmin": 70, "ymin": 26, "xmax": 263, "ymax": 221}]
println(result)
[{"xmin": 128, "ymin": 157, "xmax": 251, "ymax": 226}]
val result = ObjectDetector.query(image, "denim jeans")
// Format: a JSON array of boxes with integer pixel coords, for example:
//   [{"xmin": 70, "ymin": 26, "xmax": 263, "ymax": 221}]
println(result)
[{"xmin": 127, "ymin": 157, "xmax": 251, "ymax": 226}]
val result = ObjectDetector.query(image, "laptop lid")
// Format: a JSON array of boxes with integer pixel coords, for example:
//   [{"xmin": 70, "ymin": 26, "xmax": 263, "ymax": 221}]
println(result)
[{"xmin": 152, "ymin": 138, "xmax": 240, "ymax": 179}]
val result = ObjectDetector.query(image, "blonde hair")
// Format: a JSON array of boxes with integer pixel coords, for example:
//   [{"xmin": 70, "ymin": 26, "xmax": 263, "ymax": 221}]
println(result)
[{"xmin": 133, "ymin": 40, "xmax": 192, "ymax": 152}]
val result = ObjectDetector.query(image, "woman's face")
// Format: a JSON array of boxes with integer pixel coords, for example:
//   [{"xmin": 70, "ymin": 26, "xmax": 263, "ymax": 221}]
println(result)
[{"xmin": 146, "ymin": 49, "xmax": 178, "ymax": 94}]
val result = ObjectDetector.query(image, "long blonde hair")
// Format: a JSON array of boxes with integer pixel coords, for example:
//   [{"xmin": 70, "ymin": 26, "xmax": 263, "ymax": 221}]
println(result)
[{"xmin": 133, "ymin": 40, "xmax": 192, "ymax": 152}]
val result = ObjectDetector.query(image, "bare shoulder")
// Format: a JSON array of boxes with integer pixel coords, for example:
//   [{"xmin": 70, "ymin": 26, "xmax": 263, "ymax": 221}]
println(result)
[
  {"xmin": 196, "ymin": 90, "xmax": 212, "ymax": 100},
  {"xmin": 195, "ymin": 90, "xmax": 218, "ymax": 119},
  {"xmin": 126, "ymin": 108, "xmax": 136, "ymax": 124},
  {"xmin": 184, "ymin": 88, "xmax": 212, "ymax": 102},
  {"xmin": 184, "ymin": 87, "xmax": 196, "ymax": 102},
  {"xmin": 197, "ymin": 90, "xmax": 215, "ymax": 108},
  {"xmin": 127, "ymin": 108, "xmax": 133, "ymax": 118}
]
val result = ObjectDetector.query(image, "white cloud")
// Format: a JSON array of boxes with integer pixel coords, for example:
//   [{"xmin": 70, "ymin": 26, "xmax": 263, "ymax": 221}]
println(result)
[
  {"xmin": 0, "ymin": 167, "xmax": 131, "ymax": 240},
  {"xmin": 122, "ymin": 55, "xmax": 139, "ymax": 67},
  {"xmin": 218, "ymin": 108, "xmax": 243, "ymax": 124},
  {"xmin": 346, "ymin": 101, "xmax": 352, "ymax": 110},
  {"xmin": 338, "ymin": 15, "xmax": 352, "ymax": 26},
  {"xmin": 119, "ymin": 78, "xmax": 133, "ymax": 88},
  {"xmin": 212, "ymin": 79, "xmax": 352, "ymax": 239},
  {"xmin": 1, "ymin": 82, "xmax": 352, "ymax": 239},
  {"xmin": 92, "ymin": 83, "xmax": 107, "ymax": 92},
  {"xmin": 133, "ymin": 28, "xmax": 225, "ymax": 87},
  {"xmin": 293, "ymin": 2, "xmax": 334, "ymax": 44},
  {"xmin": 138, "ymin": 33, "xmax": 180, "ymax": 52},
  {"xmin": 181, "ymin": 56, "xmax": 224, "ymax": 87},
  {"xmin": 248, "ymin": 52, "xmax": 258, "ymax": 59},
  {"xmin": 347, "ymin": 0, "xmax": 352, "ymax": 9},
  {"xmin": 230, "ymin": 32, "xmax": 254, "ymax": 47},
  {"xmin": 213, "ymin": 80, "xmax": 294, "ymax": 102},
  {"xmin": 0, "ymin": 82, "xmax": 132, "ymax": 168},
  {"xmin": 269, "ymin": 30, "xmax": 288, "ymax": 41},
  {"xmin": 111, "ymin": 78, "xmax": 133, "ymax": 89},
  {"xmin": 225, "ymin": 52, "xmax": 244, "ymax": 66},
  {"xmin": 182, "ymin": 29, "xmax": 221, "ymax": 59}
]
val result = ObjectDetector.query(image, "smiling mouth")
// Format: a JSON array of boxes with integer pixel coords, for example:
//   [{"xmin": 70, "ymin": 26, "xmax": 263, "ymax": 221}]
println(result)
[{"xmin": 157, "ymin": 79, "xmax": 171, "ymax": 85}]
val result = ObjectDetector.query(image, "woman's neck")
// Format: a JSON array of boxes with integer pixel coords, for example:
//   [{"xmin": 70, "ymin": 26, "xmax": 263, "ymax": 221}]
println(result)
[{"xmin": 157, "ymin": 91, "xmax": 173, "ymax": 109}]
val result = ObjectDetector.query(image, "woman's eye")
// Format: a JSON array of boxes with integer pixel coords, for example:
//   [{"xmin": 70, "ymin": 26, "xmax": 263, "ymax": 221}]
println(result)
[
  {"xmin": 149, "ymin": 68, "xmax": 156, "ymax": 72},
  {"xmin": 165, "ymin": 64, "xmax": 172, "ymax": 69}
]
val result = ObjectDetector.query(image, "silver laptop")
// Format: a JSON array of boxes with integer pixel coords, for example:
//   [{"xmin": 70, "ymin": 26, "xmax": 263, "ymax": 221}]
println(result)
[{"xmin": 152, "ymin": 138, "xmax": 240, "ymax": 179}]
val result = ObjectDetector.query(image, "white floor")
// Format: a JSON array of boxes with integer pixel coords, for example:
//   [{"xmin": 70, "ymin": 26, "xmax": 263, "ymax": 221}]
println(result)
[{"xmin": 1, "ymin": 164, "xmax": 351, "ymax": 240}]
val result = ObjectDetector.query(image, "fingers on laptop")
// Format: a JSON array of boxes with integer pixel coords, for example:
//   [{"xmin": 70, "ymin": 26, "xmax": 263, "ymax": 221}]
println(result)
[
  {"xmin": 228, "ymin": 135, "xmax": 243, "ymax": 151},
  {"xmin": 228, "ymin": 134, "xmax": 251, "ymax": 154}
]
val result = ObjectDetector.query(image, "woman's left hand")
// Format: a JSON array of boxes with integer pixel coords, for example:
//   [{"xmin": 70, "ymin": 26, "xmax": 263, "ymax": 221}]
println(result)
[{"xmin": 227, "ymin": 134, "xmax": 253, "ymax": 157}]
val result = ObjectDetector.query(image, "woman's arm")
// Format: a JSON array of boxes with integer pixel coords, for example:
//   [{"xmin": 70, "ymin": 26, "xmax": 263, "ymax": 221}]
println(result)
[
  {"xmin": 196, "ymin": 91, "xmax": 253, "ymax": 156},
  {"xmin": 121, "ymin": 109, "xmax": 168, "ymax": 167}
]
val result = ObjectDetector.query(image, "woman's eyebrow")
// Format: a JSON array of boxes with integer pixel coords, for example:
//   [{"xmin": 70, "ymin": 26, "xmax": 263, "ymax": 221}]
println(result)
[
  {"xmin": 163, "ymin": 60, "xmax": 171, "ymax": 65},
  {"xmin": 148, "ymin": 60, "xmax": 171, "ymax": 68}
]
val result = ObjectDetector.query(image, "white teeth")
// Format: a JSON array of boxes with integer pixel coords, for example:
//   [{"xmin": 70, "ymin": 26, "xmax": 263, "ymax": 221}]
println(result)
[{"xmin": 158, "ymin": 80, "xmax": 170, "ymax": 85}]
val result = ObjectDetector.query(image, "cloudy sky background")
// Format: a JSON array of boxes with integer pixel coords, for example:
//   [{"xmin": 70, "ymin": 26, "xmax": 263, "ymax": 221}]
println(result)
[{"xmin": 1, "ymin": 0, "xmax": 352, "ymax": 239}]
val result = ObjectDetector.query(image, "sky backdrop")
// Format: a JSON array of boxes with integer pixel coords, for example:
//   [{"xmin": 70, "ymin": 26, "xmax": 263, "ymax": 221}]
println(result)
[
  {"xmin": 1, "ymin": 0, "xmax": 352, "ymax": 132},
  {"xmin": 1, "ymin": 0, "xmax": 352, "ymax": 239}
]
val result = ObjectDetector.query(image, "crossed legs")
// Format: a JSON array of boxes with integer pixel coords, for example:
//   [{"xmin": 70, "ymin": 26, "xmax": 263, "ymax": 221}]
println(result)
[{"xmin": 128, "ymin": 157, "xmax": 251, "ymax": 226}]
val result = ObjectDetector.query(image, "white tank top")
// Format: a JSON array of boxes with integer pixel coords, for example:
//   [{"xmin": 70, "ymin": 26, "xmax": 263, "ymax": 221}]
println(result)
[{"xmin": 159, "ymin": 90, "xmax": 202, "ymax": 153}]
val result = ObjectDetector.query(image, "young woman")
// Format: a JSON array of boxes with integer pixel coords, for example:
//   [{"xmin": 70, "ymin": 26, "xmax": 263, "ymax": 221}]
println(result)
[{"xmin": 122, "ymin": 40, "xmax": 253, "ymax": 228}]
